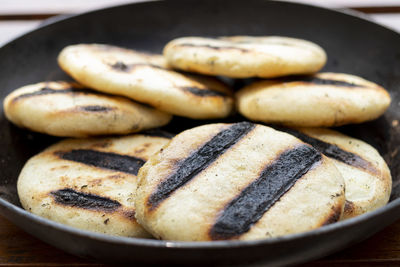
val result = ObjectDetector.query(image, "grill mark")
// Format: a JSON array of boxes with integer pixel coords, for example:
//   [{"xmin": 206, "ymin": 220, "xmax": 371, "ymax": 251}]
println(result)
[
  {"xmin": 226, "ymin": 39, "xmax": 299, "ymax": 47},
  {"xmin": 122, "ymin": 209, "xmax": 136, "ymax": 221},
  {"xmin": 276, "ymin": 127, "xmax": 378, "ymax": 175},
  {"xmin": 282, "ymin": 76, "xmax": 365, "ymax": 88},
  {"xmin": 177, "ymin": 43, "xmax": 250, "ymax": 53},
  {"xmin": 56, "ymin": 149, "xmax": 145, "ymax": 176},
  {"xmin": 209, "ymin": 144, "xmax": 321, "ymax": 240},
  {"xmin": 110, "ymin": 61, "xmax": 167, "ymax": 72},
  {"xmin": 147, "ymin": 121, "xmax": 256, "ymax": 210},
  {"xmin": 80, "ymin": 105, "xmax": 113, "ymax": 112},
  {"xmin": 344, "ymin": 200, "xmax": 355, "ymax": 216},
  {"xmin": 181, "ymin": 86, "xmax": 228, "ymax": 97},
  {"xmin": 12, "ymin": 86, "xmax": 97, "ymax": 102},
  {"xmin": 139, "ymin": 129, "xmax": 175, "ymax": 139},
  {"xmin": 51, "ymin": 188, "xmax": 121, "ymax": 212}
]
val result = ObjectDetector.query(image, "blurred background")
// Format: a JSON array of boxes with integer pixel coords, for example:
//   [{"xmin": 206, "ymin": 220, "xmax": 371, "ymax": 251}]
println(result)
[{"xmin": 1, "ymin": 0, "xmax": 400, "ymax": 46}]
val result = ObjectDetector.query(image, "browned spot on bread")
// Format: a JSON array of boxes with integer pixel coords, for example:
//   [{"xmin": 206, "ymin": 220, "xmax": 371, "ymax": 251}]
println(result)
[
  {"xmin": 59, "ymin": 175, "xmax": 69, "ymax": 185},
  {"xmin": 134, "ymin": 148, "xmax": 146, "ymax": 154},
  {"xmin": 90, "ymin": 141, "xmax": 112, "ymax": 148},
  {"xmin": 50, "ymin": 165, "xmax": 70, "ymax": 171},
  {"xmin": 107, "ymin": 174, "xmax": 123, "ymax": 179},
  {"xmin": 89, "ymin": 179, "xmax": 103, "ymax": 186},
  {"xmin": 134, "ymin": 143, "xmax": 152, "ymax": 154},
  {"xmin": 343, "ymin": 200, "xmax": 355, "ymax": 216},
  {"xmin": 181, "ymin": 86, "xmax": 228, "ymax": 97},
  {"xmin": 110, "ymin": 61, "xmax": 169, "ymax": 73},
  {"xmin": 122, "ymin": 209, "xmax": 136, "ymax": 221},
  {"xmin": 320, "ymin": 205, "xmax": 343, "ymax": 226}
]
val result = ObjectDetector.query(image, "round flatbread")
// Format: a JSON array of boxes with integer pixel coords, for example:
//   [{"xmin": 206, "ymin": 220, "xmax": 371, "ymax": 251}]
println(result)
[
  {"xmin": 3, "ymin": 81, "xmax": 171, "ymax": 137},
  {"xmin": 236, "ymin": 72, "xmax": 391, "ymax": 127},
  {"xmin": 17, "ymin": 133, "xmax": 172, "ymax": 237},
  {"xmin": 163, "ymin": 36, "xmax": 327, "ymax": 78},
  {"xmin": 58, "ymin": 44, "xmax": 234, "ymax": 119},
  {"xmin": 135, "ymin": 122, "xmax": 345, "ymax": 241},
  {"xmin": 277, "ymin": 126, "xmax": 392, "ymax": 219}
]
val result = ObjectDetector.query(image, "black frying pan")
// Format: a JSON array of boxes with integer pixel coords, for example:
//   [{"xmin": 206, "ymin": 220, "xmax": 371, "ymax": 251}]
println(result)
[{"xmin": 1, "ymin": 0, "xmax": 400, "ymax": 265}]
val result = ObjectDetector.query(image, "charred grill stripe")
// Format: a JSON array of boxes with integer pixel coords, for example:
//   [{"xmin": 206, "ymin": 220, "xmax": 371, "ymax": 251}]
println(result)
[
  {"xmin": 56, "ymin": 149, "xmax": 145, "ymax": 175},
  {"xmin": 13, "ymin": 87, "xmax": 103, "ymax": 102},
  {"xmin": 110, "ymin": 61, "xmax": 130, "ymax": 71},
  {"xmin": 282, "ymin": 76, "xmax": 365, "ymax": 88},
  {"xmin": 209, "ymin": 144, "xmax": 321, "ymax": 240},
  {"xmin": 139, "ymin": 129, "xmax": 175, "ymax": 139},
  {"xmin": 225, "ymin": 40, "xmax": 298, "ymax": 47},
  {"xmin": 276, "ymin": 127, "xmax": 378, "ymax": 174},
  {"xmin": 177, "ymin": 43, "xmax": 250, "ymax": 53},
  {"xmin": 51, "ymin": 188, "xmax": 121, "ymax": 211},
  {"xmin": 110, "ymin": 61, "xmax": 167, "ymax": 72},
  {"xmin": 147, "ymin": 121, "xmax": 256, "ymax": 209},
  {"xmin": 181, "ymin": 86, "xmax": 228, "ymax": 97},
  {"xmin": 80, "ymin": 105, "xmax": 113, "ymax": 112},
  {"xmin": 111, "ymin": 63, "xmax": 228, "ymax": 97}
]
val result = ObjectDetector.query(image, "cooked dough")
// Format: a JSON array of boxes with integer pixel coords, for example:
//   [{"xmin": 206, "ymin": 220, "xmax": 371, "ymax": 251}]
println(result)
[
  {"xmin": 163, "ymin": 36, "xmax": 326, "ymax": 78},
  {"xmin": 17, "ymin": 133, "xmax": 171, "ymax": 237},
  {"xmin": 278, "ymin": 127, "xmax": 392, "ymax": 219},
  {"xmin": 58, "ymin": 44, "xmax": 234, "ymax": 119},
  {"xmin": 236, "ymin": 73, "xmax": 391, "ymax": 127},
  {"xmin": 3, "ymin": 81, "xmax": 171, "ymax": 137},
  {"xmin": 135, "ymin": 122, "xmax": 345, "ymax": 241}
]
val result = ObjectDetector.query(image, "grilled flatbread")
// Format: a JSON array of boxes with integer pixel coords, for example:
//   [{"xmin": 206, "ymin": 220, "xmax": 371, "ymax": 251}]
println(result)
[
  {"xmin": 17, "ymin": 133, "xmax": 171, "ymax": 237},
  {"xmin": 163, "ymin": 36, "xmax": 326, "ymax": 78},
  {"xmin": 135, "ymin": 122, "xmax": 345, "ymax": 241},
  {"xmin": 236, "ymin": 73, "xmax": 391, "ymax": 127},
  {"xmin": 3, "ymin": 81, "xmax": 171, "ymax": 137},
  {"xmin": 277, "ymin": 127, "xmax": 392, "ymax": 219},
  {"xmin": 58, "ymin": 44, "xmax": 234, "ymax": 119}
]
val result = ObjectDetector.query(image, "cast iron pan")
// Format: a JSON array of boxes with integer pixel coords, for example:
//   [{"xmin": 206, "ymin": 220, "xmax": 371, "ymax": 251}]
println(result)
[{"xmin": 1, "ymin": 0, "xmax": 400, "ymax": 265}]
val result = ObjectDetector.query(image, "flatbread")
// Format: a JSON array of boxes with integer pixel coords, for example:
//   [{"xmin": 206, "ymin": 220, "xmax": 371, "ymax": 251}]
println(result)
[
  {"xmin": 135, "ymin": 122, "xmax": 345, "ymax": 241},
  {"xmin": 17, "ymin": 133, "xmax": 171, "ymax": 237},
  {"xmin": 236, "ymin": 72, "xmax": 391, "ymax": 127},
  {"xmin": 58, "ymin": 44, "xmax": 234, "ymax": 119},
  {"xmin": 163, "ymin": 36, "xmax": 326, "ymax": 78},
  {"xmin": 3, "ymin": 81, "xmax": 171, "ymax": 137},
  {"xmin": 278, "ymin": 127, "xmax": 392, "ymax": 219}
]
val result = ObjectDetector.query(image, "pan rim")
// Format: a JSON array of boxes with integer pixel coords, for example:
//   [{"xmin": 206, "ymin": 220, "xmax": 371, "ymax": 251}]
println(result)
[{"xmin": 1, "ymin": 188, "xmax": 399, "ymax": 249}]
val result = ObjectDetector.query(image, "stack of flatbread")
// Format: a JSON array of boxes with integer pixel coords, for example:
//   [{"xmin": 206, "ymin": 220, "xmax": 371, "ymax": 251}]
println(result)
[{"xmin": 4, "ymin": 35, "xmax": 392, "ymax": 241}]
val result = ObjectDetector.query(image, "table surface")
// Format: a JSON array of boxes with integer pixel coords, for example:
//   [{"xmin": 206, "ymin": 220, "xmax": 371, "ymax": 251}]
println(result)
[{"xmin": 1, "ymin": 0, "xmax": 400, "ymax": 266}]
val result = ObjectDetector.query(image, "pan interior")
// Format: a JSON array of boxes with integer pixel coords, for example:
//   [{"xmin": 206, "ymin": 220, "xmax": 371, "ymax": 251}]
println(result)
[{"xmin": 0, "ymin": 0, "xmax": 399, "ymax": 225}]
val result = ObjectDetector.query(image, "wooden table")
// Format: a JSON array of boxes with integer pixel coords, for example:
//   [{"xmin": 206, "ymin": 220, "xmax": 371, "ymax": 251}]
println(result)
[{"xmin": 1, "ymin": 0, "xmax": 400, "ymax": 265}]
